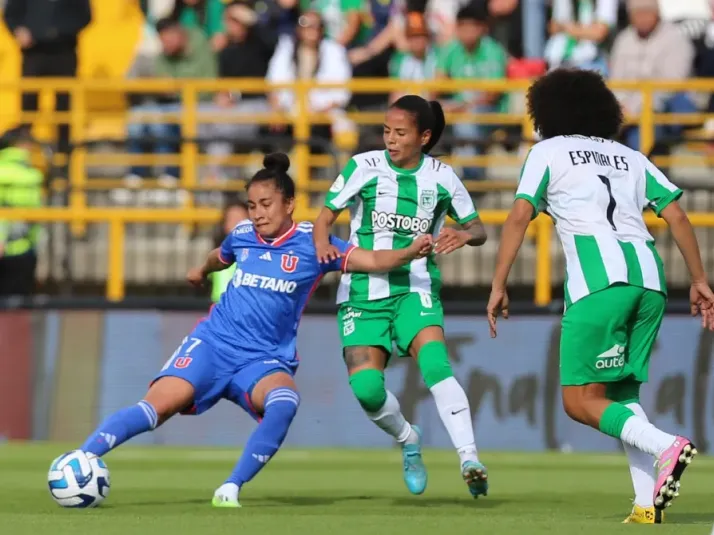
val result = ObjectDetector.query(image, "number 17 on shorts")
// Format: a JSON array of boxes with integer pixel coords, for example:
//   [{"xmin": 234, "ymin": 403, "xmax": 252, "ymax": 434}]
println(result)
[{"xmin": 162, "ymin": 336, "xmax": 202, "ymax": 371}]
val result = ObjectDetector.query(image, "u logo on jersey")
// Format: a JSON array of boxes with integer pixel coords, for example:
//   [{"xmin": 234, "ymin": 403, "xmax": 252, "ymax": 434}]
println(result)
[{"xmin": 280, "ymin": 254, "xmax": 299, "ymax": 273}]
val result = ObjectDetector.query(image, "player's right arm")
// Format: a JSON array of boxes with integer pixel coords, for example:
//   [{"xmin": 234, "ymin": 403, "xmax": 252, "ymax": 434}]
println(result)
[
  {"xmin": 187, "ymin": 236, "xmax": 235, "ymax": 287},
  {"xmin": 314, "ymin": 157, "xmax": 366, "ymax": 263},
  {"xmin": 643, "ymin": 159, "xmax": 714, "ymax": 328}
]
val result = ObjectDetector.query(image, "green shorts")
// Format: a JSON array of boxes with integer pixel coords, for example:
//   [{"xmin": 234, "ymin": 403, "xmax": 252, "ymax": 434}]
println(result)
[
  {"xmin": 560, "ymin": 284, "xmax": 665, "ymax": 387},
  {"xmin": 338, "ymin": 292, "xmax": 444, "ymax": 357}
]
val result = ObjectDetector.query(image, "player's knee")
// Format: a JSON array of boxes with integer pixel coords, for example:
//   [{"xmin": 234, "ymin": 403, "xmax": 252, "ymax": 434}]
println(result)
[
  {"xmin": 349, "ymin": 369, "xmax": 387, "ymax": 412},
  {"xmin": 263, "ymin": 388, "xmax": 300, "ymax": 423},
  {"xmin": 416, "ymin": 341, "xmax": 453, "ymax": 388},
  {"xmin": 145, "ymin": 377, "xmax": 195, "ymax": 425},
  {"xmin": 561, "ymin": 385, "xmax": 606, "ymax": 426}
]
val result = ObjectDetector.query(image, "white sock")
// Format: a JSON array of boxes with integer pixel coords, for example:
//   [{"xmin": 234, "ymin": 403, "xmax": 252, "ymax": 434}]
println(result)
[
  {"xmin": 366, "ymin": 390, "xmax": 418, "ymax": 445},
  {"xmin": 215, "ymin": 482, "xmax": 239, "ymax": 501},
  {"xmin": 620, "ymin": 413, "xmax": 676, "ymax": 458},
  {"xmin": 430, "ymin": 377, "xmax": 479, "ymax": 464},
  {"xmin": 623, "ymin": 403, "xmax": 655, "ymax": 507}
]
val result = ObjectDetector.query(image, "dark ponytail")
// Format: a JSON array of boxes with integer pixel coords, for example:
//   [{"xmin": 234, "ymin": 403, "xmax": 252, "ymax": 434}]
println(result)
[
  {"xmin": 424, "ymin": 100, "xmax": 445, "ymax": 154},
  {"xmin": 246, "ymin": 152, "xmax": 296, "ymax": 199},
  {"xmin": 390, "ymin": 95, "xmax": 445, "ymax": 155}
]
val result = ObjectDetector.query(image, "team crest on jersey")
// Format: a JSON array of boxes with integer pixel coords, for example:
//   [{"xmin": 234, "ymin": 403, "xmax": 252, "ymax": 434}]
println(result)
[
  {"xmin": 281, "ymin": 254, "xmax": 299, "ymax": 273},
  {"xmin": 420, "ymin": 189, "xmax": 436, "ymax": 209},
  {"xmin": 240, "ymin": 248, "xmax": 249, "ymax": 262}
]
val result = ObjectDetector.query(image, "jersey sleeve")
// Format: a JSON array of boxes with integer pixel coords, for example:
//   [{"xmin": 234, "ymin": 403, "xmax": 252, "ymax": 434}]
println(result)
[
  {"xmin": 514, "ymin": 147, "xmax": 551, "ymax": 219},
  {"xmin": 325, "ymin": 157, "xmax": 365, "ymax": 211},
  {"xmin": 320, "ymin": 235, "xmax": 356, "ymax": 274},
  {"xmin": 219, "ymin": 234, "xmax": 236, "ymax": 265},
  {"xmin": 447, "ymin": 171, "xmax": 479, "ymax": 225},
  {"xmin": 643, "ymin": 158, "xmax": 683, "ymax": 216}
]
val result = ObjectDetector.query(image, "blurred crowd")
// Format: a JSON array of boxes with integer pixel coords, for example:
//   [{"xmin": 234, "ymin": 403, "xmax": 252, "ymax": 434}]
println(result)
[{"xmin": 4, "ymin": 0, "xmax": 714, "ymax": 188}]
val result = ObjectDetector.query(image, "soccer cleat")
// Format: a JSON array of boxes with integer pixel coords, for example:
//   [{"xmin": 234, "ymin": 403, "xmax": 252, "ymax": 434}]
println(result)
[
  {"xmin": 401, "ymin": 425, "xmax": 427, "ymax": 495},
  {"xmin": 654, "ymin": 436, "xmax": 697, "ymax": 511},
  {"xmin": 212, "ymin": 483, "xmax": 241, "ymax": 508},
  {"xmin": 461, "ymin": 460, "xmax": 488, "ymax": 498},
  {"xmin": 212, "ymin": 494, "xmax": 242, "ymax": 508},
  {"xmin": 622, "ymin": 504, "xmax": 663, "ymax": 524}
]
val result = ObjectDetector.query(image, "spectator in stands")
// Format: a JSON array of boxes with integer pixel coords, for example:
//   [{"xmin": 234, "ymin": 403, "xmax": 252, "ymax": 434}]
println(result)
[
  {"xmin": 210, "ymin": 197, "xmax": 249, "ymax": 302},
  {"xmin": 124, "ymin": 18, "xmax": 217, "ymax": 189},
  {"xmin": 436, "ymin": 3, "xmax": 508, "ymax": 180},
  {"xmin": 171, "ymin": 0, "xmax": 228, "ymax": 50},
  {"xmin": 199, "ymin": 1, "xmax": 276, "ymax": 181},
  {"xmin": 348, "ymin": 0, "xmax": 400, "ymax": 112},
  {"xmin": 135, "ymin": 0, "xmax": 175, "ymax": 58},
  {"xmin": 266, "ymin": 11, "xmax": 352, "ymax": 152},
  {"xmin": 298, "ymin": 0, "xmax": 369, "ymax": 48},
  {"xmin": 253, "ymin": 0, "xmax": 301, "ymax": 36},
  {"xmin": 611, "ymin": 0, "xmax": 696, "ymax": 153},
  {"xmin": 391, "ymin": 0, "xmax": 471, "ymax": 47},
  {"xmin": 388, "ymin": 14, "xmax": 437, "ymax": 102},
  {"xmin": 544, "ymin": 0, "xmax": 617, "ymax": 73},
  {"xmin": 0, "ymin": 126, "xmax": 43, "ymax": 297},
  {"xmin": 350, "ymin": 0, "xmax": 397, "ymax": 68},
  {"xmin": 3, "ymin": 0, "xmax": 92, "ymax": 156}
]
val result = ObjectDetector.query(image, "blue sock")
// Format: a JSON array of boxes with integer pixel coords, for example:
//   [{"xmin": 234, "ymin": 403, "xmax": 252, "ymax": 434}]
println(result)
[
  {"xmin": 226, "ymin": 388, "xmax": 300, "ymax": 487},
  {"xmin": 80, "ymin": 400, "xmax": 158, "ymax": 457}
]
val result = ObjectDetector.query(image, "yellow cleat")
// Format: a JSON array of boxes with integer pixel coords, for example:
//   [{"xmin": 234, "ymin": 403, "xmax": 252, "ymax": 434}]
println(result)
[{"xmin": 622, "ymin": 505, "xmax": 663, "ymax": 524}]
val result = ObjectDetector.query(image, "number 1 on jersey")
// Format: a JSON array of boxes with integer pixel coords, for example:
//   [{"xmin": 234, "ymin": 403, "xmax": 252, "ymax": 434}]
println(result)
[{"xmin": 597, "ymin": 174, "xmax": 617, "ymax": 231}]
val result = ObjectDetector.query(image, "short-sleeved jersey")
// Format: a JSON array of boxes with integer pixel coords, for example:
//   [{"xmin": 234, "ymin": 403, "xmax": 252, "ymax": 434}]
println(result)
[
  {"xmin": 302, "ymin": 0, "xmax": 369, "ymax": 45},
  {"xmin": 325, "ymin": 150, "xmax": 479, "ymax": 303},
  {"xmin": 389, "ymin": 49, "xmax": 438, "ymax": 83},
  {"xmin": 195, "ymin": 220, "xmax": 353, "ymax": 364},
  {"xmin": 515, "ymin": 135, "xmax": 683, "ymax": 308},
  {"xmin": 436, "ymin": 37, "xmax": 508, "ymax": 107}
]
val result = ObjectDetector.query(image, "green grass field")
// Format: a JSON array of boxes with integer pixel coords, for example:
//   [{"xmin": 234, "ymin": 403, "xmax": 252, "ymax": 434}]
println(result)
[{"xmin": 2, "ymin": 443, "xmax": 713, "ymax": 535}]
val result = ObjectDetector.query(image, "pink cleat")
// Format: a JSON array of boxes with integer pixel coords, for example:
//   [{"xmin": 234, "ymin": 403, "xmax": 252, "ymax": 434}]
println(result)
[{"xmin": 654, "ymin": 436, "xmax": 697, "ymax": 511}]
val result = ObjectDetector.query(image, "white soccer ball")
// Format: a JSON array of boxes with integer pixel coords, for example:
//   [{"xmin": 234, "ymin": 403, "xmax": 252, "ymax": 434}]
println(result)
[{"xmin": 47, "ymin": 450, "xmax": 111, "ymax": 508}]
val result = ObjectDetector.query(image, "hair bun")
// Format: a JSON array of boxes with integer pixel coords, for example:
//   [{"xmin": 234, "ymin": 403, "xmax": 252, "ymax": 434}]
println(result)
[{"xmin": 263, "ymin": 152, "xmax": 291, "ymax": 173}]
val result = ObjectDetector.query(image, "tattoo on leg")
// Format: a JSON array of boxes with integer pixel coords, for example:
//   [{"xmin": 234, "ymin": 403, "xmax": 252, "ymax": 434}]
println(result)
[{"xmin": 344, "ymin": 346, "xmax": 373, "ymax": 371}]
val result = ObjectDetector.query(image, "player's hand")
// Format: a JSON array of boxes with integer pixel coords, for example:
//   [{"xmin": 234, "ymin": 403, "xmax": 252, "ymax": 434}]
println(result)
[
  {"xmin": 690, "ymin": 280, "xmax": 714, "ymax": 331},
  {"xmin": 187, "ymin": 267, "xmax": 208, "ymax": 288},
  {"xmin": 316, "ymin": 240, "xmax": 342, "ymax": 264},
  {"xmin": 407, "ymin": 235, "xmax": 434, "ymax": 259},
  {"xmin": 486, "ymin": 285, "xmax": 509, "ymax": 338},
  {"xmin": 14, "ymin": 27, "xmax": 32, "ymax": 49},
  {"xmin": 434, "ymin": 227, "xmax": 470, "ymax": 254}
]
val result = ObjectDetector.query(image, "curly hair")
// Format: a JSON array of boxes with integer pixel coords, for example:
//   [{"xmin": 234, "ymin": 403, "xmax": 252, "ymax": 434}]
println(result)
[{"xmin": 527, "ymin": 68, "xmax": 624, "ymax": 140}]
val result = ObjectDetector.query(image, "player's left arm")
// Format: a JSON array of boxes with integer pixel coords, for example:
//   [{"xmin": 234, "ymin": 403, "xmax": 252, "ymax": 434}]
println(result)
[
  {"xmin": 320, "ymin": 235, "xmax": 433, "ymax": 274},
  {"xmin": 435, "ymin": 171, "xmax": 487, "ymax": 253}
]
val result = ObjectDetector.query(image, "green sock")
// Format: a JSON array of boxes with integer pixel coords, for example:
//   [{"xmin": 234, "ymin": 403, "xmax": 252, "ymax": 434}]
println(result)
[{"xmin": 598, "ymin": 403, "xmax": 635, "ymax": 438}]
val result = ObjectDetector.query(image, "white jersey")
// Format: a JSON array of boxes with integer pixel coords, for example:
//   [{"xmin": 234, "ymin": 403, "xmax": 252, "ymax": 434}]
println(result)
[
  {"xmin": 515, "ymin": 135, "xmax": 682, "ymax": 308},
  {"xmin": 325, "ymin": 150, "xmax": 478, "ymax": 304}
]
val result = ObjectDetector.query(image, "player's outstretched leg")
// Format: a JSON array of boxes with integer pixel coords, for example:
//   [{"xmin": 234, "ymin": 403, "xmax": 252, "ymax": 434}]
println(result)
[
  {"xmin": 563, "ymin": 386, "xmax": 696, "ymax": 512},
  {"xmin": 411, "ymin": 333, "xmax": 486, "ymax": 499},
  {"xmin": 345, "ymin": 347, "xmax": 427, "ymax": 496},
  {"xmin": 214, "ymin": 378, "xmax": 300, "ymax": 508},
  {"xmin": 80, "ymin": 377, "xmax": 193, "ymax": 458}
]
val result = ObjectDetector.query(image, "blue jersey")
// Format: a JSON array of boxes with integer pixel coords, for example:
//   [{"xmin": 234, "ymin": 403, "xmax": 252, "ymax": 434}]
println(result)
[{"xmin": 194, "ymin": 220, "xmax": 353, "ymax": 365}]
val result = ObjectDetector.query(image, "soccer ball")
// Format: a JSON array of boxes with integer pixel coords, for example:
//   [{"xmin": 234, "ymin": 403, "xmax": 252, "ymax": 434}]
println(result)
[{"xmin": 47, "ymin": 450, "xmax": 111, "ymax": 508}]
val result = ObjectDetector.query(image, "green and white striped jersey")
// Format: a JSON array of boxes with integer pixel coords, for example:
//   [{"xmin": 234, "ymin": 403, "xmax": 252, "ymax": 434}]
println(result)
[
  {"xmin": 515, "ymin": 135, "xmax": 683, "ymax": 309},
  {"xmin": 326, "ymin": 150, "xmax": 479, "ymax": 304}
]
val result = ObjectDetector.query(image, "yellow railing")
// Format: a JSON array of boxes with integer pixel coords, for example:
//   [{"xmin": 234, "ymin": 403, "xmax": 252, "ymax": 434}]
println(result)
[
  {"xmin": 6, "ymin": 78, "xmax": 714, "ymax": 223},
  {"xmin": 3, "ymin": 208, "xmax": 714, "ymax": 303},
  {"xmin": 4, "ymin": 78, "xmax": 714, "ymax": 303}
]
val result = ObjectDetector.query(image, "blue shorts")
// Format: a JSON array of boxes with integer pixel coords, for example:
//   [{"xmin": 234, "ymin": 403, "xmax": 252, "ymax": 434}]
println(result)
[{"xmin": 152, "ymin": 332, "xmax": 298, "ymax": 421}]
